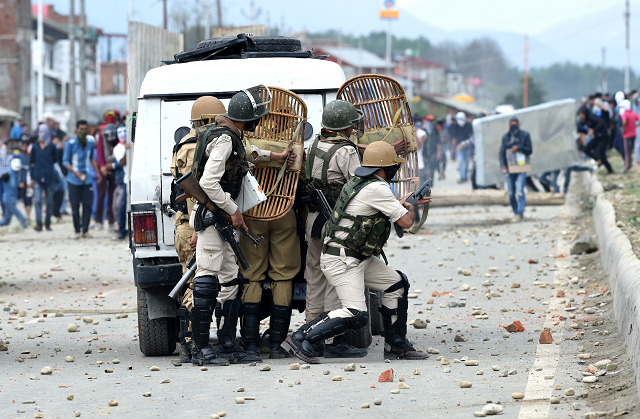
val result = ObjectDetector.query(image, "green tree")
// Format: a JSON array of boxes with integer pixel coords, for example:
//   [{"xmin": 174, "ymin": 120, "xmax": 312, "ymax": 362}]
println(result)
[{"xmin": 502, "ymin": 77, "xmax": 547, "ymax": 108}]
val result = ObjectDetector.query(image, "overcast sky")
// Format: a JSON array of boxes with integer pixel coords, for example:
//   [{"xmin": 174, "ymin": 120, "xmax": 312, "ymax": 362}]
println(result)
[{"xmin": 37, "ymin": 0, "xmax": 639, "ymax": 68}]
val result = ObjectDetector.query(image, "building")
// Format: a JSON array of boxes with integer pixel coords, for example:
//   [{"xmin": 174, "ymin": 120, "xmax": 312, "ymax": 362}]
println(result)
[
  {"xmin": 311, "ymin": 46, "xmax": 395, "ymax": 80},
  {"xmin": 394, "ymin": 57, "xmax": 448, "ymax": 96},
  {"xmin": 100, "ymin": 61, "xmax": 127, "ymax": 95},
  {"xmin": 0, "ymin": 1, "xmax": 32, "ymax": 125}
]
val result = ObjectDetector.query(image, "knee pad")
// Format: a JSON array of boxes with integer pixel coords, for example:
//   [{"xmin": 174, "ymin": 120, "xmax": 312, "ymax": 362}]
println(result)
[
  {"xmin": 345, "ymin": 308, "xmax": 369, "ymax": 330},
  {"xmin": 193, "ymin": 275, "xmax": 219, "ymax": 308}
]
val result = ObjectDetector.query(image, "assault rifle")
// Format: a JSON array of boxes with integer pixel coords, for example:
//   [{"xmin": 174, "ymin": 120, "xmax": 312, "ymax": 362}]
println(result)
[
  {"xmin": 168, "ymin": 254, "xmax": 197, "ymax": 300},
  {"xmin": 395, "ymin": 180, "xmax": 432, "ymax": 238},
  {"xmin": 310, "ymin": 189, "xmax": 332, "ymax": 221},
  {"xmin": 176, "ymin": 172, "xmax": 263, "ymax": 271}
]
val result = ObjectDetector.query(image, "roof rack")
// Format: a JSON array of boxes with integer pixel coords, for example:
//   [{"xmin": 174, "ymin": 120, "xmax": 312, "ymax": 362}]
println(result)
[{"xmin": 166, "ymin": 33, "xmax": 327, "ymax": 64}]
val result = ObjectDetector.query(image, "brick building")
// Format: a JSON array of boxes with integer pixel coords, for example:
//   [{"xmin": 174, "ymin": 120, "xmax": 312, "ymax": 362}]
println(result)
[{"xmin": 100, "ymin": 61, "xmax": 128, "ymax": 95}]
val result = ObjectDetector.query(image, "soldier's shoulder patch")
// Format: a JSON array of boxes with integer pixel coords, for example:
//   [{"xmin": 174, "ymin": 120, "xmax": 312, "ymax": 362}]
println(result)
[
  {"xmin": 217, "ymin": 133, "xmax": 232, "ymax": 142},
  {"xmin": 347, "ymin": 146, "xmax": 357, "ymax": 154}
]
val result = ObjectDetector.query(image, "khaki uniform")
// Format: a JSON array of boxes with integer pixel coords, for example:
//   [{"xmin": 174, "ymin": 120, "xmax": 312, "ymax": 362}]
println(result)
[
  {"xmin": 171, "ymin": 129, "xmax": 198, "ymax": 309},
  {"xmin": 305, "ymin": 133, "xmax": 360, "ymax": 321},
  {"xmin": 321, "ymin": 177, "xmax": 407, "ymax": 323}
]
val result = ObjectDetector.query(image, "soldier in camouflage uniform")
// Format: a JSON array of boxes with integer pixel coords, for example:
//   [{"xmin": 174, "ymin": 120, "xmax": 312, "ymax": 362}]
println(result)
[
  {"xmin": 283, "ymin": 141, "xmax": 432, "ymax": 364},
  {"xmin": 302, "ymin": 100, "xmax": 367, "ymax": 358},
  {"xmin": 171, "ymin": 96, "xmax": 226, "ymax": 364}
]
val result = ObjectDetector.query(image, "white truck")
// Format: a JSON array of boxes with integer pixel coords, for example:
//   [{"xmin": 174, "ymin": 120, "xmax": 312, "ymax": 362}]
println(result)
[{"xmin": 129, "ymin": 35, "xmax": 381, "ymax": 356}]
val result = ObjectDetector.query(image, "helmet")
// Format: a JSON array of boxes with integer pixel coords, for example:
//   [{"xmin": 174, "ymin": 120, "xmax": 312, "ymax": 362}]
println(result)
[
  {"xmin": 354, "ymin": 141, "xmax": 404, "ymax": 177},
  {"xmin": 102, "ymin": 123, "xmax": 118, "ymax": 148},
  {"xmin": 226, "ymin": 85, "xmax": 272, "ymax": 122},
  {"xmin": 321, "ymin": 100, "xmax": 364, "ymax": 134},
  {"xmin": 190, "ymin": 96, "xmax": 226, "ymax": 121},
  {"xmin": 116, "ymin": 124, "xmax": 127, "ymax": 143}
]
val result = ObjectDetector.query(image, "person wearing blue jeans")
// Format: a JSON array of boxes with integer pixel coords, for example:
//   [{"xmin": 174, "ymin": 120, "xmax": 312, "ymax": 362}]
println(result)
[
  {"xmin": 450, "ymin": 112, "xmax": 474, "ymax": 183},
  {"xmin": 30, "ymin": 125, "xmax": 58, "ymax": 231},
  {"xmin": 539, "ymin": 170, "xmax": 560, "ymax": 193},
  {"xmin": 499, "ymin": 117, "xmax": 533, "ymax": 222},
  {"xmin": 0, "ymin": 158, "xmax": 27, "ymax": 228}
]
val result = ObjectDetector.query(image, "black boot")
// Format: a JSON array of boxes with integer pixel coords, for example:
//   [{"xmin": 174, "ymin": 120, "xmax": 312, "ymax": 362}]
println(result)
[
  {"xmin": 177, "ymin": 305, "xmax": 192, "ymax": 363},
  {"xmin": 268, "ymin": 305, "xmax": 292, "ymax": 359},
  {"xmin": 240, "ymin": 302, "xmax": 262, "ymax": 356},
  {"xmin": 282, "ymin": 313, "xmax": 349, "ymax": 364},
  {"xmin": 381, "ymin": 307, "xmax": 428, "ymax": 360},
  {"xmin": 215, "ymin": 296, "xmax": 262, "ymax": 364},
  {"xmin": 190, "ymin": 306, "xmax": 229, "ymax": 366},
  {"xmin": 324, "ymin": 334, "xmax": 367, "ymax": 358}
]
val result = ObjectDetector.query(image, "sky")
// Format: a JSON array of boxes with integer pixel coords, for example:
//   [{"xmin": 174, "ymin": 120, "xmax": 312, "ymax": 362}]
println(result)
[{"xmin": 36, "ymin": 0, "xmax": 640, "ymax": 69}]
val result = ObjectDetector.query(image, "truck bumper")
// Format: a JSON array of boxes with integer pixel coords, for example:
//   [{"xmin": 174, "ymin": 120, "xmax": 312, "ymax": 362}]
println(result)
[{"xmin": 134, "ymin": 261, "xmax": 183, "ymax": 289}]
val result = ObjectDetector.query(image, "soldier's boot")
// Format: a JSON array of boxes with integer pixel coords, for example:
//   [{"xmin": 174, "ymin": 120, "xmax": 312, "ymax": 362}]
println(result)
[
  {"xmin": 380, "ymin": 271, "xmax": 428, "ymax": 360},
  {"xmin": 282, "ymin": 309, "xmax": 369, "ymax": 364},
  {"xmin": 190, "ymin": 276, "xmax": 229, "ymax": 366},
  {"xmin": 177, "ymin": 305, "xmax": 192, "ymax": 363},
  {"xmin": 190, "ymin": 306, "xmax": 229, "ymax": 366},
  {"xmin": 215, "ymin": 295, "xmax": 262, "ymax": 364},
  {"xmin": 324, "ymin": 334, "xmax": 367, "ymax": 358},
  {"xmin": 268, "ymin": 304, "xmax": 292, "ymax": 359},
  {"xmin": 240, "ymin": 302, "xmax": 262, "ymax": 356}
]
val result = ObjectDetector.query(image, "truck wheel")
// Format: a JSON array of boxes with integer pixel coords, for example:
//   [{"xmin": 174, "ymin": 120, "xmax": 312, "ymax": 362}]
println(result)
[
  {"xmin": 343, "ymin": 289, "xmax": 373, "ymax": 349},
  {"xmin": 197, "ymin": 36, "xmax": 302, "ymax": 52},
  {"xmin": 369, "ymin": 290, "xmax": 383, "ymax": 336},
  {"xmin": 137, "ymin": 288, "xmax": 177, "ymax": 356}
]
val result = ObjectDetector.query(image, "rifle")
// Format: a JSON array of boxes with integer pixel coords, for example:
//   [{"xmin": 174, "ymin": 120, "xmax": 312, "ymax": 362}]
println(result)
[
  {"xmin": 176, "ymin": 172, "xmax": 263, "ymax": 271},
  {"xmin": 310, "ymin": 189, "xmax": 332, "ymax": 221},
  {"xmin": 395, "ymin": 180, "xmax": 432, "ymax": 238},
  {"xmin": 168, "ymin": 254, "xmax": 197, "ymax": 300}
]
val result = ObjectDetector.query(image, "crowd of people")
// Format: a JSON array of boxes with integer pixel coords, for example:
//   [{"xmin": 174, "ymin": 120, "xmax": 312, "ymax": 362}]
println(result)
[{"xmin": 0, "ymin": 111, "xmax": 129, "ymax": 239}]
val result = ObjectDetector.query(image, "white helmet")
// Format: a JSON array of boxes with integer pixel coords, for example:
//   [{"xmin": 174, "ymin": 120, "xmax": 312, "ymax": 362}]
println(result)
[
  {"xmin": 456, "ymin": 111, "xmax": 466, "ymax": 127},
  {"xmin": 615, "ymin": 91, "xmax": 625, "ymax": 105},
  {"xmin": 10, "ymin": 158, "xmax": 21, "ymax": 172}
]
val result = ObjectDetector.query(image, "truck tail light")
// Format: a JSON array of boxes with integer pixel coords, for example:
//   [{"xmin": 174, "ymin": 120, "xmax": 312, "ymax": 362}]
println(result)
[{"xmin": 131, "ymin": 211, "xmax": 158, "ymax": 247}]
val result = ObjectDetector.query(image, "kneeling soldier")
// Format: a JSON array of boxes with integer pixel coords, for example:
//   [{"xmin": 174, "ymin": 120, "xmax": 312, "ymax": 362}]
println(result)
[{"xmin": 283, "ymin": 141, "xmax": 432, "ymax": 363}]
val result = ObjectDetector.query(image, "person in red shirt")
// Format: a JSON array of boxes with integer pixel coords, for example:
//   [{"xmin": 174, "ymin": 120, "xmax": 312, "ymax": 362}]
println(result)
[{"xmin": 621, "ymin": 100, "xmax": 640, "ymax": 172}]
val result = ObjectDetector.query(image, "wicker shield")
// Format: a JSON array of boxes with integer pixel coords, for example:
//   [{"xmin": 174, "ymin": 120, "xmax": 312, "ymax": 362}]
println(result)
[
  {"xmin": 337, "ymin": 75, "xmax": 418, "ymax": 200},
  {"xmin": 243, "ymin": 87, "xmax": 306, "ymax": 221}
]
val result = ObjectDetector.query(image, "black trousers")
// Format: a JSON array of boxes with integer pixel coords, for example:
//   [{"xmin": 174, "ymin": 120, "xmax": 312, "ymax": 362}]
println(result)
[
  {"xmin": 584, "ymin": 136, "xmax": 613, "ymax": 173},
  {"xmin": 68, "ymin": 183, "xmax": 94, "ymax": 234}
]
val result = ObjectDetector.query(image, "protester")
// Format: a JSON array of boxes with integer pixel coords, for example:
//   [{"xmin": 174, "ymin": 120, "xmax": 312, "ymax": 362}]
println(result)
[
  {"xmin": 95, "ymin": 111, "xmax": 119, "ymax": 231},
  {"xmin": 109, "ymin": 124, "xmax": 128, "ymax": 240},
  {"xmin": 9, "ymin": 118, "xmax": 24, "ymax": 141},
  {"xmin": 499, "ymin": 117, "xmax": 532, "ymax": 221},
  {"xmin": 29, "ymin": 124, "xmax": 58, "ymax": 231},
  {"xmin": 450, "ymin": 111, "xmax": 474, "ymax": 183},
  {"xmin": 63, "ymin": 120, "xmax": 102, "ymax": 238},
  {"xmin": 19, "ymin": 140, "xmax": 33, "ymax": 223},
  {"xmin": 621, "ymin": 99, "xmax": 640, "ymax": 172},
  {"xmin": 0, "ymin": 157, "xmax": 27, "ymax": 229},
  {"xmin": 579, "ymin": 109, "xmax": 613, "ymax": 174}
]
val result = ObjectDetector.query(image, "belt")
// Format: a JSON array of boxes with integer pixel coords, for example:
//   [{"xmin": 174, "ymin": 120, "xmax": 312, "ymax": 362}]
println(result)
[{"xmin": 322, "ymin": 245, "xmax": 366, "ymax": 261}]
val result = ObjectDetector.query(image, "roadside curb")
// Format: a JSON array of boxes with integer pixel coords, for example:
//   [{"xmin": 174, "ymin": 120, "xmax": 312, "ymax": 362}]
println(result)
[{"xmin": 582, "ymin": 171, "xmax": 640, "ymax": 397}]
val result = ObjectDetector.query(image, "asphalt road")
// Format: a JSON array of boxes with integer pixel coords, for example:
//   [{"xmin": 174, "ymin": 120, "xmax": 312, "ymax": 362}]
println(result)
[{"xmin": 1, "ymin": 164, "xmax": 637, "ymax": 419}]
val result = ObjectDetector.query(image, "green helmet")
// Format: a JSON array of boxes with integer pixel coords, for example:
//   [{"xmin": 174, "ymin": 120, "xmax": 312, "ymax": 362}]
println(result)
[
  {"xmin": 226, "ymin": 85, "xmax": 272, "ymax": 122},
  {"xmin": 321, "ymin": 100, "xmax": 364, "ymax": 134}
]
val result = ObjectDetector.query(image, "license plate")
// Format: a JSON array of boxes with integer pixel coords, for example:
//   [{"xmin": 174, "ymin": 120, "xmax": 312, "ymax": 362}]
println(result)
[{"xmin": 293, "ymin": 283, "xmax": 307, "ymax": 301}]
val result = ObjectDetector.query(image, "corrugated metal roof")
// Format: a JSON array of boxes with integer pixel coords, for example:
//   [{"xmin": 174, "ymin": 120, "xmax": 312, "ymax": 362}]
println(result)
[{"xmin": 317, "ymin": 46, "xmax": 394, "ymax": 69}]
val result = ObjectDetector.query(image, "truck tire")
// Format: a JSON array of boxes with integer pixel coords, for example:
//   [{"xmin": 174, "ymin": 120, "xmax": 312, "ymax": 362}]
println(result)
[
  {"xmin": 197, "ymin": 36, "xmax": 301, "ymax": 52},
  {"xmin": 369, "ymin": 290, "xmax": 383, "ymax": 336},
  {"xmin": 343, "ymin": 289, "xmax": 373, "ymax": 349},
  {"xmin": 137, "ymin": 288, "xmax": 177, "ymax": 356}
]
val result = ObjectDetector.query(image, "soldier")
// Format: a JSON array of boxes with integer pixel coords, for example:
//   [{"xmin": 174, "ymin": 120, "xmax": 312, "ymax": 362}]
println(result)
[
  {"xmin": 190, "ymin": 86, "xmax": 293, "ymax": 366},
  {"xmin": 302, "ymin": 100, "xmax": 367, "ymax": 358},
  {"xmin": 171, "ymin": 96, "xmax": 226, "ymax": 364},
  {"xmin": 283, "ymin": 141, "xmax": 432, "ymax": 364}
]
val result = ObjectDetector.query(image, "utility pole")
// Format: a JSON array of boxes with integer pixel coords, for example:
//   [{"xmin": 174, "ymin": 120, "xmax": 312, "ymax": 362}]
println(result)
[
  {"xmin": 205, "ymin": 0, "xmax": 211, "ymax": 38},
  {"xmin": 386, "ymin": 20, "xmax": 392, "ymax": 76},
  {"xmin": 68, "ymin": 0, "xmax": 76, "ymax": 128},
  {"xmin": 625, "ymin": 0, "xmax": 630, "ymax": 92},
  {"xmin": 241, "ymin": 1, "xmax": 262, "ymax": 27},
  {"xmin": 79, "ymin": 0, "xmax": 87, "ymax": 120},
  {"xmin": 37, "ymin": 0, "xmax": 44, "ymax": 124},
  {"xmin": 602, "ymin": 47, "xmax": 608, "ymax": 94},
  {"xmin": 217, "ymin": 0, "xmax": 223, "ymax": 28},
  {"xmin": 163, "ymin": 0, "xmax": 167, "ymax": 29},
  {"xmin": 523, "ymin": 35, "xmax": 529, "ymax": 108},
  {"xmin": 129, "ymin": 0, "xmax": 134, "ymax": 22}
]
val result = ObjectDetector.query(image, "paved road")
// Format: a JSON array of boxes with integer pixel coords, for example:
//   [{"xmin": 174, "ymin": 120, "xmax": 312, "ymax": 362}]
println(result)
[{"xmin": 1, "ymin": 164, "xmax": 637, "ymax": 418}]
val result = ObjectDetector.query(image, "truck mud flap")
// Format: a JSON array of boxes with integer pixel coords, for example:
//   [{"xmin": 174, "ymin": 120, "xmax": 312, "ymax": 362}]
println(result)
[{"xmin": 144, "ymin": 286, "xmax": 178, "ymax": 320}]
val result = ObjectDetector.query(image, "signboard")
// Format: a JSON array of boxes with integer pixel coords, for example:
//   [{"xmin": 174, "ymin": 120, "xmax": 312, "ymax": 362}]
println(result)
[
  {"xmin": 380, "ymin": 0, "xmax": 399, "ymax": 19},
  {"xmin": 474, "ymin": 99, "xmax": 580, "ymax": 186}
]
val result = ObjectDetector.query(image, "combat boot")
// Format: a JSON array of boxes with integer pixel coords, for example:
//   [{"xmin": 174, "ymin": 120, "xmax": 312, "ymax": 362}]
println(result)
[
  {"xmin": 190, "ymin": 306, "xmax": 229, "ymax": 366},
  {"xmin": 282, "ymin": 313, "xmax": 352, "ymax": 364},
  {"xmin": 215, "ymin": 297, "xmax": 262, "ymax": 364},
  {"xmin": 268, "ymin": 304, "xmax": 292, "ymax": 359},
  {"xmin": 177, "ymin": 306, "xmax": 192, "ymax": 363},
  {"xmin": 381, "ymin": 307, "xmax": 428, "ymax": 360},
  {"xmin": 240, "ymin": 302, "xmax": 262, "ymax": 357},
  {"xmin": 324, "ymin": 334, "xmax": 367, "ymax": 358}
]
